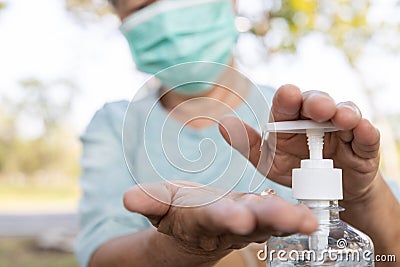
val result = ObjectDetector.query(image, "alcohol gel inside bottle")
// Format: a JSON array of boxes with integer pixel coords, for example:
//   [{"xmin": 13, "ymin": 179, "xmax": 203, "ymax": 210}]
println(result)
[{"xmin": 263, "ymin": 120, "xmax": 374, "ymax": 267}]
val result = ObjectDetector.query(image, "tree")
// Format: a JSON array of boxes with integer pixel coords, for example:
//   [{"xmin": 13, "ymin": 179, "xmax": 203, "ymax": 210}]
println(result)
[
  {"xmin": 17, "ymin": 78, "xmax": 77, "ymax": 135},
  {"xmin": 242, "ymin": 0, "xmax": 400, "ymax": 180},
  {"xmin": 0, "ymin": 78, "xmax": 80, "ymax": 179},
  {"xmin": 65, "ymin": 0, "xmax": 113, "ymax": 18}
]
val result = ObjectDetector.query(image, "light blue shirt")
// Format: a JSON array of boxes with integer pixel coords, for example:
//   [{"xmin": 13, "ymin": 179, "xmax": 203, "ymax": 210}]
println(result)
[{"xmin": 74, "ymin": 85, "xmax": 400, "ymax": 267}]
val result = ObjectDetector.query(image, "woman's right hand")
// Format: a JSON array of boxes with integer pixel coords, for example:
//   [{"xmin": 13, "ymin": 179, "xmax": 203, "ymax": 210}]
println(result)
[{"xmin": 123, "ymin": 181, "xmax": 318, "ymax": 262}]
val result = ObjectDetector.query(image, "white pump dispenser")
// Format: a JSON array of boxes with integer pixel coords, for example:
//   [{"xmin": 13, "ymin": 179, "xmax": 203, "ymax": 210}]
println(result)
[
  {"xmin": 263, "ymin": 120, "xmax": 374, "ymax": 266},
  {"xmin": 264, "ymin": 120, "xmax": 342, "ymax": 201},
  {"xmin": 265, "ymin": 120, "xmax": 342, "ymax": 251}
]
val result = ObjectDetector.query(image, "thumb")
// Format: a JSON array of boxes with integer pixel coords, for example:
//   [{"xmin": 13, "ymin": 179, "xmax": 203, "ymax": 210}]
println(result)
[
  {"xmin": 218, "ymin": 116, "xmax": 264, "ymax": 171},
  {"xmin": 123, "ymin": 183, "xmax": 172, "ymax": 225}
]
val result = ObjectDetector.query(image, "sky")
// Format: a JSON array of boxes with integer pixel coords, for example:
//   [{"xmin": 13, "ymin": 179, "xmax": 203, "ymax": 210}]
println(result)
[{"xmin": 0, "ymin": 0, "xmax": 400, "ymax": 137}]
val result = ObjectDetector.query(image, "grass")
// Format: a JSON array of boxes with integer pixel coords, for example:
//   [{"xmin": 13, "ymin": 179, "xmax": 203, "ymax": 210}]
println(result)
[
  {"xmin": 0, "ymin": 184, "xmax": 79, "ymax": 202},
  {"xmin": 0, "ymin": 238, "xmax": 78, "ymax": 267},
  {"xmin": 0, "ymin": 181, "xmax": 80, "ymax": 213}
]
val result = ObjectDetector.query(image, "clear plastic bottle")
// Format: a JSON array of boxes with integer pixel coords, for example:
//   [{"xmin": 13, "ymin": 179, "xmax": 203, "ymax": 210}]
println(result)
[
  {"xmin": 263, "ymin": 120, "xmax": 374, "ymax": 267},
  {"xmin": 266, "ymin": 200, "xmax": 374, "ymax": 266}
]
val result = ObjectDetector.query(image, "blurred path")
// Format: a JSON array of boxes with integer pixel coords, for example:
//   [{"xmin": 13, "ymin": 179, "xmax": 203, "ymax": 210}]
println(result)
[{"xmin": 0, "ymin": 213, "xmax": 78, "ymax": 237}]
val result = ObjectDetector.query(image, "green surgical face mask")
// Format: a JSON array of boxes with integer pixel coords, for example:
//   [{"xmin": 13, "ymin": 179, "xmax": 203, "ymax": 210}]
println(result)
[{"xmin": 120, "ymin": 0, "xmax": 239, "ymax": 95}]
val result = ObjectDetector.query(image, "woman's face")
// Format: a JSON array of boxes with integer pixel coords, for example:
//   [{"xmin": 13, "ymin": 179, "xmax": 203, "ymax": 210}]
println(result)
[{"xmin": 116, "ymin": 0, "xmax": 239, "ymax": 90}]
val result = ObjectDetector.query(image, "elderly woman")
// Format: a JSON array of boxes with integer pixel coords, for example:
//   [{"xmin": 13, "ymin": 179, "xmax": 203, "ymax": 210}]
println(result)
[{"xmin": 75, "ymin": 0, "xmax": 400, "ymax": 266}]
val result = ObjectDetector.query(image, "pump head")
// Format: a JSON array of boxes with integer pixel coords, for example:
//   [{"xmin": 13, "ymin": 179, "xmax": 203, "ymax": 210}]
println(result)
[{"xmin": 264, "ymin": 120, "xmax": 343, "ymax": 200}]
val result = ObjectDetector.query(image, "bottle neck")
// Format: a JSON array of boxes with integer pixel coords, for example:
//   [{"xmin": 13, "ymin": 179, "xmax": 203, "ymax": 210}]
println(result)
[{"xmin": 299, "ymin": 200, "xmax": 341, "ymax": 223}]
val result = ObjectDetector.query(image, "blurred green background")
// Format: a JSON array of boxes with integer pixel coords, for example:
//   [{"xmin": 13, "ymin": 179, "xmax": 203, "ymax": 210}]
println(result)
[{"xmin": 0, "ymin": 0, "xmax": 399, "ymax": 266}]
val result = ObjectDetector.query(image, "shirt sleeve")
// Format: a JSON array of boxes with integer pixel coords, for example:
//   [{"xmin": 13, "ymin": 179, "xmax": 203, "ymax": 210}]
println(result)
[
  {"xmin": 387, "ymin": 179, "xmax": 400, "ymax": 201},
  {"xmin": 74, "ymin": 102, "xmax": 151, "ymax": 267}
]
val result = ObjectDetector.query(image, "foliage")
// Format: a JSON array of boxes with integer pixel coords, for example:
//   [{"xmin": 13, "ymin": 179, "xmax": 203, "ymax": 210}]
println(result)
[
  {"xmin": 0, "ymin": 128, "xmax": 80, "ymax": 176},
  {"xmin": 17, "ymin": 78, "xmax": 77, "ymax": 133},
  {"xmin": 0, "ymin": 78, "xmax": 80, "ymax": 179},
  {"xmin": 259, "ymin": 0, "xmax": 400, "ymax": 180},
  {"xmin": 65, "ymin": 0, "xmax": 113, "ymax": 18},
  {"xmin": 254, "ymin": 0, "xmax": 399, "ymax": 113},
  {"xmin": 262, "ymin": 0, "xmax": 375, "ymax": 63}
]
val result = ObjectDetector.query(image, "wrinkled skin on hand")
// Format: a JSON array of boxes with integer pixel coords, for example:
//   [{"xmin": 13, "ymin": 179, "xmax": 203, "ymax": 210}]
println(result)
[{"xmin": 123, "ymin": 181, "xmax": 318, "ymax": 257}]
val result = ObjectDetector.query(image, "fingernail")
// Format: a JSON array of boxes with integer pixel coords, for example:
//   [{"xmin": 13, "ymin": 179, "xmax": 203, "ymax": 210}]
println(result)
[
  {"xmin": 305, "ymin": 91, "xmax": 334, "ymax": 101},
  {"xmin": 337, "ymin": 102, "xmax": 361, "ymax": 117}
]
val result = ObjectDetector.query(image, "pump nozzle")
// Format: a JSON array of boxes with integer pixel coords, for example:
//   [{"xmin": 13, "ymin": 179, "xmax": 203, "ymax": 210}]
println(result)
[{"xmin": 306, "ymin": 128, "xmax": 324, "ymax": 160}]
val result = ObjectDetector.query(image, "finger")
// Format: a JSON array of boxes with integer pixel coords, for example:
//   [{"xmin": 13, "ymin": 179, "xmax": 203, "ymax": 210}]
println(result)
[
  {"xmin": 262, "ymin": 200, "xmax": 318, "ymax": 235},
  {"xmin": 270, "ymin": 84, "xmax": 303, "ymax": 122},
  {"xmin": 198, "ymin": 199, "xmax": 257, "ymax": 235},
  {"xmin": 336, "ymin": 130, "xmax": 354, "ymax": 143},
  {"xmin": 123, "ymin": 183, "xmax": 171, "ymax": 221},
  {"xmin": 218, "ymin": 115, "xmax": 262, "ymax": 168},
  {"xmin": 300, "ymin": 90, "xmax": 336, "ymax": 122},
  {"xmin": 332, "ymin": 101, "xmax": 362, "ymax": 130},
  {"xmin": 241, "ymin": 195, "xmax": 318, "ymax": 235},
  {"xmin": 351, "ymin": 119, "xmax": 380, "ymax": 159}
]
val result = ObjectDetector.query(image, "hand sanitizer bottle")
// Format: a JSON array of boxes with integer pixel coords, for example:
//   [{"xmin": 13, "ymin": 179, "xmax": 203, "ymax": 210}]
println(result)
[{"xmin": 263, "ymin": 120, "xmax": 374, "ymax": 267}]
